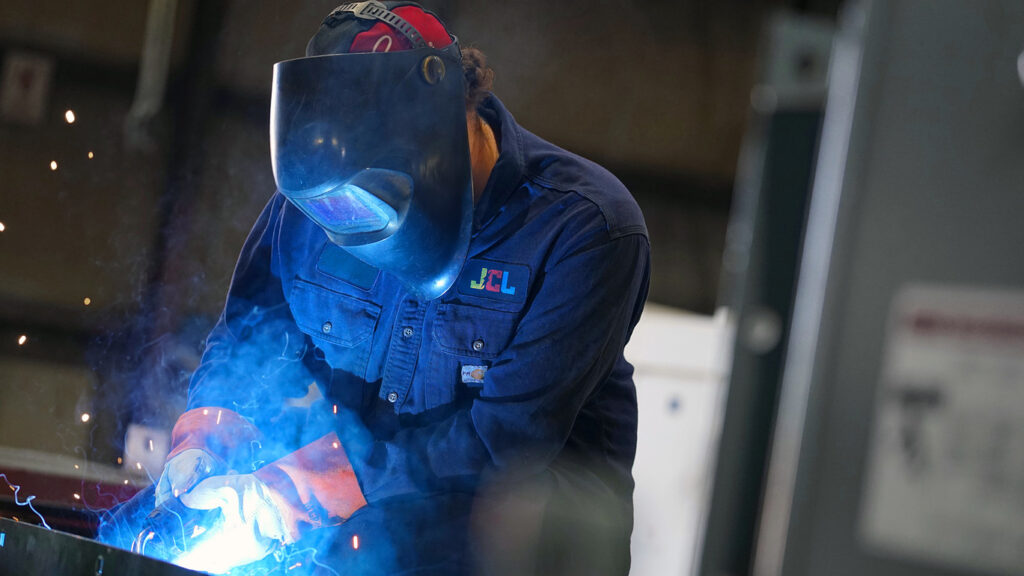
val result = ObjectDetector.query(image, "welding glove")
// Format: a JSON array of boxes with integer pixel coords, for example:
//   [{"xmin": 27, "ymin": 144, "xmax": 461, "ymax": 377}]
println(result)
[
  {"xmin": 176, "ymin": 473, "xmax": 289, "ymax": 574},
  {"xmin": 250, "ymin": 431, "xmax": 367, "ymax": 541},
  {"xmin": 157, "ymin": 407, "xmax": 263, "ymax": 507},
  {"xmin": 155, "ymin": 449, "xmax": 218, "ymax": 507}
]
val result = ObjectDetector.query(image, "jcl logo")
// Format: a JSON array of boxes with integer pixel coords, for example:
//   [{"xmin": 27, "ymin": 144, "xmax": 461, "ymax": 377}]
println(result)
[{"xmin": 469, "ymin": 267, "xmax": 516, "ymax": 295}]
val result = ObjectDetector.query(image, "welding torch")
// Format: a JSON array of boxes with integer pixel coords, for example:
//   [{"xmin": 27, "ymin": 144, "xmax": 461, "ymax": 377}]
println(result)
[{"xmin": 131, "ymin": 488, "xmax": 226, "ymax": 564}]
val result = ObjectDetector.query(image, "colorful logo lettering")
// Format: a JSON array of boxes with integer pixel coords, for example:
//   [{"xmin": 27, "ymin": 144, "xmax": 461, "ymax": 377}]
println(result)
[{"xmin": 469, "ymin": 267, "xmax": 516, "ymax": 295}]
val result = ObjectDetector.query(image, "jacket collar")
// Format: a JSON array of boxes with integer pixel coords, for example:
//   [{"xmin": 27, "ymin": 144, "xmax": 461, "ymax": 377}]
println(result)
[{"xmin": 472, "ymin": 94, "xmax": 525, "ymax": 232}]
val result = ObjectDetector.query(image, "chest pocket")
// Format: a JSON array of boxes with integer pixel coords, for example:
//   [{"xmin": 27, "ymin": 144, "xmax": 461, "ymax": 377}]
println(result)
[
  {"xmin": 288, "ymin": 278, "xmax": 379, "ymax": 382},
  {"xmin": 426, "ymin": 303, "xmax": 519, "ymax": 407}
]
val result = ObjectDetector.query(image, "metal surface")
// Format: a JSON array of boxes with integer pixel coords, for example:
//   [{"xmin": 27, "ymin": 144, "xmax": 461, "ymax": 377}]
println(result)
[
  {"xmin": 753, "ymin": 1, "xmax": 1024, "ymax": 575},
  {"xmin": 0, "ymin": 517, "xmax": 201, "ymax": 576},
  {"xmin": 696, "ymin": 12, "xmax": 832, "ymax": 576}
]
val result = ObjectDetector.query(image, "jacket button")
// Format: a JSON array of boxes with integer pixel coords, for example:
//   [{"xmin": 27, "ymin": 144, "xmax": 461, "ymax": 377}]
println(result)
[
  {"xmin": 472, "ymin": 339, "xmax": 485, "ymax": 351},
  {"xmin": 386, "ymin": 391, "xmax": 399, "ymax": 403},
  {"xmin": 322, "ymin": 321, "xmax": 332, "ymax": 334},
  {"xmin": 402, "ymin": 327, "xmax": 414, "ymax": 338}
]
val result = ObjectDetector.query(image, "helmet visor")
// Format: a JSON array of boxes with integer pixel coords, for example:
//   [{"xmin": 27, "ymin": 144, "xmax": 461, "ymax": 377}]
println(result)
[{"xmin": 270, "ymin": 42, "xmax": 473, "ymax": 298}]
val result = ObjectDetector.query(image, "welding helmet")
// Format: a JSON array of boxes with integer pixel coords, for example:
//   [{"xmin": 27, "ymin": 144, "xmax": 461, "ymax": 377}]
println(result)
[{"xmin": 271, "ymin": 1, "xmax": 472, "ymax": 300}]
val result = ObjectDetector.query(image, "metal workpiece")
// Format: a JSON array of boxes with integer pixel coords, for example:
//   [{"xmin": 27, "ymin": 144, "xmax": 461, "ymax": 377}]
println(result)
[{"xmin": 0, "ymin": 517, "xmax": 201, "ymax": 576}]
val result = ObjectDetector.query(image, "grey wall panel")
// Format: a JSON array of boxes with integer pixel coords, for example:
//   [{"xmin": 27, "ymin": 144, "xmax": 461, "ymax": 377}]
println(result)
[{"xmin": 756, "ymin": 1, "xmax": 1024, "ymax": 576}]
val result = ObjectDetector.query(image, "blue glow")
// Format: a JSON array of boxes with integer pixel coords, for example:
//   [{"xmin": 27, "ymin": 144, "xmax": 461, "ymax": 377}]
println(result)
[
  {"xmin": 296, "ymin": 183, "xmax": 396, "ymax": 236},
  {"xmin": 91, "ymin": 284, "xmax": 399, "ymax": 575},
  {"xmin": 170, "ymin": 521, "xmax": 259, "ymax": 574}
]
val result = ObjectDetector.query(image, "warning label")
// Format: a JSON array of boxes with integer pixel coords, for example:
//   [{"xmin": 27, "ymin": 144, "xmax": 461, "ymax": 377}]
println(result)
[{"xmin": 859, "ymin": 285, "xmax": 1024, "ymax": 574}]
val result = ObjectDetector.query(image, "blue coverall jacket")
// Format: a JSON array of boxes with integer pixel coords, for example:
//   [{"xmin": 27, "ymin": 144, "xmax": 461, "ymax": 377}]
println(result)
[{"xmin": 186, "ymin": 95, "xmax": 650, "ymax": 575}]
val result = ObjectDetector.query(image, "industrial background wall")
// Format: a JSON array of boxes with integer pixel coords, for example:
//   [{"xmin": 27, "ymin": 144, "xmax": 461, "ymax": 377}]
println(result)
[{"xmin": 0, "ymin": 0, "xmax": 839, "ymax": 572}]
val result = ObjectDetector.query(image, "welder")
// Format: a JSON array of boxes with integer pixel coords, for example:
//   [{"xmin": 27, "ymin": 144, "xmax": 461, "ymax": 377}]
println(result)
[{"xmin": 154, "ymin": 2, "xmax": 650, "ymax": 574}]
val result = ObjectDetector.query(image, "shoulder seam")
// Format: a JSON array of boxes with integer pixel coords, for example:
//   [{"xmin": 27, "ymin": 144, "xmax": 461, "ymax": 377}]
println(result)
[
  {"xmin": 525, "ymin": 175, "xmax": 648, "ymax": 238},
  {"xmin": 609, "ymin": 225, "xmax": 648, "ymax": 240}
]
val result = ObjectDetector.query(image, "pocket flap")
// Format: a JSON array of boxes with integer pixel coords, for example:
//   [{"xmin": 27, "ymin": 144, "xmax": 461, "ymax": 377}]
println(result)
[
  {"xmin": 289, "ymin": 279, "xmax": 379, "ymax": 348},
  {"xmin": 432, "ymin": 304, "xmax": 518, "ymax": 359}
]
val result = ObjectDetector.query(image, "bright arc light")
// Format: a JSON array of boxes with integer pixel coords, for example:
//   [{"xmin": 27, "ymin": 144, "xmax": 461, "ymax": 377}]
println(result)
[
  {"xmin": 17, "ymin": 335, "xmax": 27, "ymax": 346},
  {"xmin": 352, "ymin": 535, "xmax": 359, "ymax": 550},
  {"xmin": 174, "ymin": 523, "xmax": 265, "ymax": 572},
  {"xmin": 80, "ymin": 413, "xmax": 91, "ymax": 423},
  {"xmin": 65, "ymin": 110, "xmax": 76, "ymax": 123},
  {"xmin": 50, "ymin": 161, "xmax": 57, "ymax": 171}
]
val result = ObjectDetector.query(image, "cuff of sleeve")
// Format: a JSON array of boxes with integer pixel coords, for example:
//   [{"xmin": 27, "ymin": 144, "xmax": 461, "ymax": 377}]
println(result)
[
  {"xmin": 253, "ymin": 432, "xmax": 367, "ymax": 542},
  {"xmin": 166, "ymin": 407, "xmax": 261, "ymax": 467}
]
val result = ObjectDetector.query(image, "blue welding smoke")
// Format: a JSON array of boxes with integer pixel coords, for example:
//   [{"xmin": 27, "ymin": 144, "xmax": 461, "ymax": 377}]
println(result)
[
  {"xmin": 0, "ymin": 473, "xmax": 52, "ymax": 530},
  {"xmin": 94, "ymin": 300, "xmax": 368, "ymax": 575}
]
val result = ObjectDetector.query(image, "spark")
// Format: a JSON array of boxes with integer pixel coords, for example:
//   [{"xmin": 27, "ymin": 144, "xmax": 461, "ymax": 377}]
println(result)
[
  {"xmin": 202, "ymin": 409, "xmax": 209, "ymax": 416},
  {"xmin": 83, "ymin": 297, "xmax": 91, "ymax": 306},
  {"xmin": 135, "ymin": 462, "xmax": 142, "ymax": 470},
  {"xmin": 0, "ymin": 222, "xmax": 5, "ymax": 232},
  {"xmin": 116, "ymin": 457, "xmax": 123, "ymax": 465},
  {"xmin": 0, "ymin": 474, "xmax": 52, "ymax": 529},
  {"xmin": 80, "ymin": 413, "xmax": 91, "ymax": 423},
  {"xmin": 74, "ymin": 464, "xmax": 79, "ymax": 470},
  {"xmin": 87, "ymin": 151, "xmax": 94, "ymax": 159},
  {"xmin": 333, "ymin": 404, "xmax": 338, "ymax": 415},
  {"xmin": 216, "ymin": 410, "xmax": 222, "ymax": 425},
  {"xmin": 65, "ymin": 110, "xmax": 75, "ymax": 123},
  {"xmin": 148, "ymin": 439, "xmax": 154, "ymax": 452},
  {"xmin": 123, "ymin": 480, "xmax": 128, "ymax": 485},
  {"xmin": 73, "ymin": 493, "xmax": 81, "ymax": 500},
  {"xmin": 17, "ymin": 335, "xmax": 27, "ymax": 346},
  {"xmin": 332, "ymin": 442, "xmax": 339, "ymax": 449},
  {"xmin": 352, "ymin": 535, "xmax": 359, "ymax": 550},
  {"xmin": 50, "ymin": 161, "xmax": 57, "ymax": 171},
  {"xmin": 289, "ymin": 562, "xmax": 303, "ymax": 570}
]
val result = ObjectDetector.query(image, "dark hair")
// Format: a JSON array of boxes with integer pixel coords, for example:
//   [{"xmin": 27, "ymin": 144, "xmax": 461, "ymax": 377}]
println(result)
[{"xmin": 462, "ymin": 46, "xmax": 494, "ymax": 112}]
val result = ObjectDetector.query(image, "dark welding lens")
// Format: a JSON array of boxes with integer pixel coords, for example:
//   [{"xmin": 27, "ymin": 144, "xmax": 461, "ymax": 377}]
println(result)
[{"xmin": 296, "ymin": 183, "xmax": 397, "ymax": 235}]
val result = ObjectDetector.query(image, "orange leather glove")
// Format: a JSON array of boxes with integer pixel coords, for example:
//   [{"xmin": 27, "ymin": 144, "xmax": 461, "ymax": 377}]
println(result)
[
  {"xmin": 157, "ymin": 407, "xmax": 262, "ymax": 507},
  {"xmin": 165, "ymin": 407, "xmax": 262, "ymax": 467},
  {"xmin": 164, "ymin": 407, "xmax": 366, "ymax": 543},
  {"xmin": 176, "ymin": 472, "xmax": 289, "ymax": 573},
  {"xmin": 252, "ymin": 432, "xmax": 367, "ymax": 542}
]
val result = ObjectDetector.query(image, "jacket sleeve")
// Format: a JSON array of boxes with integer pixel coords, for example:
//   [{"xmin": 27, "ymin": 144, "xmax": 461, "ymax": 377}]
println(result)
[
  {"xmin": 351, "ymin": 227, "xmax": 650, "ymax": 502},
  {"xmin": 173, "ymin": 193, "xmax": 322, "ymax": 467},
  {"xmin": 170, "ymin": 192, "xmax": 366, "ymax": 540}
]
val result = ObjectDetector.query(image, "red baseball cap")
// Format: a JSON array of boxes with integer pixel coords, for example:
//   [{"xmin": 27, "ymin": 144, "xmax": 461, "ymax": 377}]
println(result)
[{"xmin": 306, "ymin": 1, "xmax": 453, "ymax": 56}]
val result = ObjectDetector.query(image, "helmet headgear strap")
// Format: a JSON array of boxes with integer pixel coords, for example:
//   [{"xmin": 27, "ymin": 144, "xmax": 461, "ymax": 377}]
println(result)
[{"xmin": 324, "ymin": 1, "xmax": 428, "ymax": 49}]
